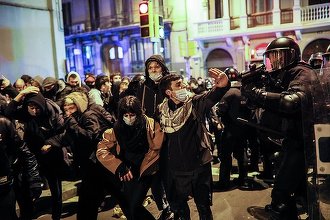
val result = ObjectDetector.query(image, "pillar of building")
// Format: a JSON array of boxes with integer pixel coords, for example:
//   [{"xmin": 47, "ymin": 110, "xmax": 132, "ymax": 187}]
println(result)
[
  {"xmin": 223, "ymin": 0, "xmax": 230, "ymax": 32},
  {"xmin": 293, "ymin": 0, "xmax": 301, "ymax": 24},
  {"xmin": 273, "ymin": 0, "xmax": 281, "ymax": 26},
  {"xmin": 239, "ymin": 0, "xmax": 248, "ymax": 30}
]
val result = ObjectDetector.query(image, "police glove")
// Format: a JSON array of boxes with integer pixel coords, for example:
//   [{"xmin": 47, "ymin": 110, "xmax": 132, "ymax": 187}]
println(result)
[{"xmin": 242, "ymin": 84, "xmax": 266, "ymax": 106}]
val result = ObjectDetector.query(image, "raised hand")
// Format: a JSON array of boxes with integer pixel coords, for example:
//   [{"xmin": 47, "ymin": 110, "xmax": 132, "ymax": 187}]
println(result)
[{"xmin": 208, "ymin": 68, "xmax": 229, "ymax": 88}]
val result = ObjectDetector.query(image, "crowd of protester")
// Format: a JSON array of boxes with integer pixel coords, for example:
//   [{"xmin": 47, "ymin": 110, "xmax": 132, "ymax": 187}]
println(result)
[{"xmin": 0, "ymin": 38, "xmax": 329, "ymax": 220}]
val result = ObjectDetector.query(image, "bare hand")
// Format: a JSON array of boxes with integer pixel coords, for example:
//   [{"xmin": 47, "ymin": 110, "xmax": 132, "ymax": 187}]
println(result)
[
  {"xmin": 208, "ymin": 68, "xmax": 229, "ymax": 88},
  {"xmin": 41, "ymin": 145, "xmax": 52, "ymax": 154},
  {"xmin": 20, "ymin": 86, "xmax": 40, "ymax": 96},
  {"xmin": 1, "ymin": 75, "xmax": 10, "ymax": 88},
  {"xmin": 15, "ymin": 86, "xmax": 40, "ymax": 102},
  {"xmin": 120, "ymin": 170, "xmax": 133, "ymax": 182}
]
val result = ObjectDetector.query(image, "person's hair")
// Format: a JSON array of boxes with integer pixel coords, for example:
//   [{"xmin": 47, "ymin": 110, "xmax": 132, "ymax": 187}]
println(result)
[
  {"xmin": 68, "ymin": 74, "xmax": 78, "ymax": 80},
  {"xmin": 110, "ymin": 72, "xmax": 121, "ymax": 81},
  {"xmin": 21, "ymin": 74, "xmax": 33, "ymax": 84},
  {"xmin": 121, "ymin": 76, "xmax": 130, "ymax": 83},
  {"xmin": 117, "ymin": 95, "xmax": 143, "ymax": 120},
  {"xmin": 95, "ymin": 75, "xmax": 110, "ymax": 90},
  {"xmin": 159, "ymin": 73, "xmax": 182, "ymax": 98}
]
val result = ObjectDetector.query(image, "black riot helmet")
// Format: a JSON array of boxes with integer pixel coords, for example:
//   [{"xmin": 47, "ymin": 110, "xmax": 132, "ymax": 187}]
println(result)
[
  {"xmin": 263, "ymin": 37, "xmax": 301, "ymax": 73},
  {"xmin": 308, "ymin": 52, "xmax": 324, "ymax": 69},
  {"xmin": 224, "ymin": 67, "xmax": 240, "ymax": 81}
]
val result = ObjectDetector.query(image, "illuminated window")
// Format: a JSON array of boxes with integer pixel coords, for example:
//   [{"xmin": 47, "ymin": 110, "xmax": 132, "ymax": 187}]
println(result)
[
  {"xmin": 109, "ymin": 46, "xmax": 124, "ymax": 60},
  {"xmin": 109, "ymin": 48, "xmax": 116, "ymax": 59},
  {"xmin": 130, "ymin": 39, "xmax": 145, "ymax": 62},
  {"xmin": 82, "ymin": 45, "xmax": 94, "ymax": 72},
  {"xmin": 66, "ymin": 46, "xmax": 76, "ymax": 71}
]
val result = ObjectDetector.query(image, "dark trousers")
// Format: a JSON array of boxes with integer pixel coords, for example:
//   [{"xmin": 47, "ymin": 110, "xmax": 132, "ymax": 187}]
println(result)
[
  {"xmin": 151, "ymin": 172, "xmax": 169, "ymax": 211},
  {"xmin": 121, "ymin": 175, "xmax": 155, "ymax": 220},
  {"xmin": 0, "ymin": 188, "xmax": 17, "ymax": 220},
  {"xmin": 270, "ymin": 139, "xmax": 306, "ymax": 219},
  {"xmin": 14, "ymin": 177, "xmax": 34, "ymax": 220},
  {"xmin": 165, "ymin": 164, "xmax": 213, "ymax": 220},
  {"xmin": 77, "ymin": 161, "xmax": 127, "ymax": 220},
  {"xmin": 219, "ymin": 134, "xmax": 247, "ymax": 184},
  {"xmin": 39, "ymin": 151, "xmax": 63, "ymax": 220}
]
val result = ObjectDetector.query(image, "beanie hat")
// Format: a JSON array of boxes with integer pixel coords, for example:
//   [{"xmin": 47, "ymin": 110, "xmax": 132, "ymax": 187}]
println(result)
[
  {"xmin": 24, "ymin": 93, "xmax": 47, "ymax": 114},
  {"xmin": 33, "ymin": 75, "xmax": 44, "ymax": 87},
  {"xmin": 145, "ymin": 54, "xmax": 170, "ymax": 78},
  {"xmin": 64, "ymin": 92, "xmax": 88, "ymax": 113},
  {"xmin": 84, "ymin": 73, "xmax": 96, "ymax": 83},
  {"xmin": 42, "ymin": 77, "xmax": 57, "ymax": 88}
]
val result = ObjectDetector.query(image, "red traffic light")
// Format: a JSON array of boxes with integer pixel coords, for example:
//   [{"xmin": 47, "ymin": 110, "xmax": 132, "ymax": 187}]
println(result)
[{"xmin": 139, "ymin": 2, "xmax": 148, "ymax": 14}]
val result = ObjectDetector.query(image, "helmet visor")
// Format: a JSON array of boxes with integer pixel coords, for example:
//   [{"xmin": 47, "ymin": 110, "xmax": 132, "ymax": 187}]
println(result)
[
  {"xmin": 322, "ymin": 53, "xmax": 330, "ymax": 69},
  {"xmin": 263, "ymin": 48, "xmax": 296, "ymax": 72}
]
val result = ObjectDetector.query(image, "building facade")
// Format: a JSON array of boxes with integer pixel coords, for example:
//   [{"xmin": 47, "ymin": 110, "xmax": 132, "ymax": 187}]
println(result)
[
  {"xmin": 0, "ymin": 0, "xmax": 67, "ymax": 82},
  {"xmin": 63, "ymin": 0, "xmax": 330, "ymax": 80}
]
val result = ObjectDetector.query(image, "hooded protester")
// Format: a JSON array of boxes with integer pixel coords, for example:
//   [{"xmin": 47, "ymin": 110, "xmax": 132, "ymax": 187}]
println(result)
[
  {"xmin": 62, "ymin": 91, "xmax": 120, "ymax": 220},
  {"xmin": 42, "ymin": 77, "xmax": 66, "ymax": 105},
  {"xmin": 4, "ymin": 86, "xmax": 65, "ymax": 220},
  {"xmin": 121, "ymin": 55, "xmax": 174, "ymax": 219},
  {"xmin": 0, "ymin": 94, "xmax": 42, "ymax": 220},
  {"xmin": 97, "ymin": 95, "xmax": 164, "ymax": 220},
  {"xmin": 57, "ymin": 71, "xmax": 89, "ymax": 108},
  {"xmin": 123, "ymin": 54, "xmax": 170, "ymax": 118}
]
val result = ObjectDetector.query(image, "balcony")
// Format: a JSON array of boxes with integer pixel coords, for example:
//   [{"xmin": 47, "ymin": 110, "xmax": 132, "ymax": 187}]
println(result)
[
  {"xmin": 64, "ymin": 5, "xmax": 174, "ymax": 37},
  {"xmin": 193, "ymin": 3, "xmax": 330, "ymax": 41}
]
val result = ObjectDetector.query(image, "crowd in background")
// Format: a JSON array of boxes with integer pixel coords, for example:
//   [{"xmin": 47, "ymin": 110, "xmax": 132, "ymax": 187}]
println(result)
[{"xmin": 0, "ymin": 37, "xmax": 330, "ymax": 220}]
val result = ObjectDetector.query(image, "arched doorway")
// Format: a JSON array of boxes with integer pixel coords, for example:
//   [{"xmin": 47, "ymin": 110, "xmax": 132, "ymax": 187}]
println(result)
[
  {"xmin": 302, "ymin": 38, "xmax": 330, "ymax": 62},
  {"xmin": 101, "ymin": 43, "xmax": 123, "ymax": 75},
  {"xmin": 206, "ymin": 49, "xmax": 233, "ymax": 74}
]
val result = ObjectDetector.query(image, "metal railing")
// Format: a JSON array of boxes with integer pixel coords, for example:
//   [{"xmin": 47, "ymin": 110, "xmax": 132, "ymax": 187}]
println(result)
[
  {"xmin": 194, "ymin": 3, "xmax": 330, "ymax": 38},
  {"xmin": 301, "ymin": 3, "xmax": 330, "ymax": 22}
]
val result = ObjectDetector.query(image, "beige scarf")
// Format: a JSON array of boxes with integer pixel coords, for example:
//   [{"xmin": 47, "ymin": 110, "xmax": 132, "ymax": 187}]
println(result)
[{"xmin": 159, "ymin": 97, "xmax": 193, "ymax": 133}]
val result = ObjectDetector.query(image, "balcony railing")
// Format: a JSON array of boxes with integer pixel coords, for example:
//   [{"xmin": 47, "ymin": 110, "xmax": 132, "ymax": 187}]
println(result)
[
  {"xmin": 281, "ymin": 8, "xmax": 293, "ymax": 24},
  {"xmin": 247, "ymin": 11, "xmax": 273, "ymax": 28},
  {"xmin": 197, "ymin": 18, "xmax": 225, "ymax": 35},
  {"xmin": 301, "ymin": 3, "xmax": 330, "ymax": 22},
  {"xmin": 194, "ymin": 3, "xmax": 330, "ymax": 39}
]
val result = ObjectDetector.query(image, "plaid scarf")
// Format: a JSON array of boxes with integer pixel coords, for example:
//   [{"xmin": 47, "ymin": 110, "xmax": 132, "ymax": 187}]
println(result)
[{"xmin": 159, "ymin": 97, "xmax": 193, "ymax": 133}]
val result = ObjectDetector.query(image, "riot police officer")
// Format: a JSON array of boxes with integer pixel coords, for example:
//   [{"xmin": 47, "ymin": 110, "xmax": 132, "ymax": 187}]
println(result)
[
  {"xmin": 242, "ymin": 37, "xmax": 318, "ymax": 220},
  {"xmin": 216, "ymin": 67, "xmax": 251, "ymax": 190},
  {"xmin": 308, "ymin": 52, "xmax": 324, "ymax": 70}
]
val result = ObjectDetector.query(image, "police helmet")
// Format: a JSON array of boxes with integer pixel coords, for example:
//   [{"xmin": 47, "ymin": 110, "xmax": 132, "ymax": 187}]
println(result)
[
  {"xmin": 308, "ymin": 52, "xmax": 324, "ymax": 69},
  {"xmin": 263, "ymin": 37, "xmax": 301, "ymax": 73},
  {"xmin": 224, "ymin": 67, "xmax": 240, "ymax": 81}
]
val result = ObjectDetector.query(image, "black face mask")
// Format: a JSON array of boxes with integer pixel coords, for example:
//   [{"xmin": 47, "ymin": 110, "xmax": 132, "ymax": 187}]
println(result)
[
  {"xmin": 86, "ymin": 82, "xmax": 95, "ymax": 89},
  {"xmin": 43, "ymin": 84, "xmax": 59, "ymax": 98}
]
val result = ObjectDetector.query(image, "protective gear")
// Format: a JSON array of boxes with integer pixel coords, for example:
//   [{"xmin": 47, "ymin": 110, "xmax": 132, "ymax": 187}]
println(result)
[
  {"xmin": 123, "ymin": 115, "xmax": 136, "ymax": 126},
  {"xmin": 263, "ymin": 37, "xmax": 301, "ymax": 73},
  {"xmin": 224, "ymin": 67, "xmax": 240, "ymax": 81},
  {"xmin": 149, "ymin": 72, "xmax": 163, "ymax": 82},
  {"xmin": 174, "ymin": 88, "xmax": 189, "ymax": 102},
  {"xmin": 308, "ymin": 52, "xmax": 324, "ymax": 69}
]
